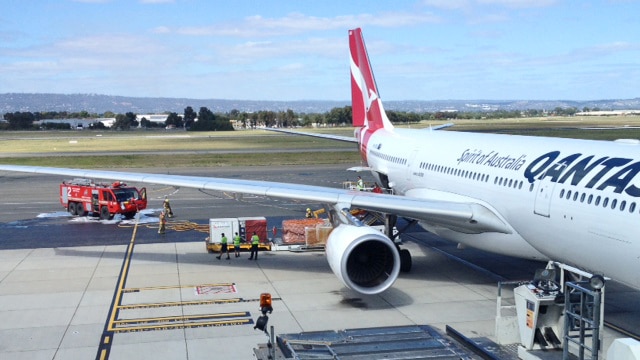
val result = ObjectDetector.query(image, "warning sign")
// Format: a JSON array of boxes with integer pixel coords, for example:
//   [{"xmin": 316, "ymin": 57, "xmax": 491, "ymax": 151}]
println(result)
[{"xmin": 195, "ymin": 284, "xmax": 237, "ymax": 295}]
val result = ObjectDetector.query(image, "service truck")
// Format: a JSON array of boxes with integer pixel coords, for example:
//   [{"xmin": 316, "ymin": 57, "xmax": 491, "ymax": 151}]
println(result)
[{"xmin": 60, "ymin": 178, "xmax": 147, "ymax": 220}]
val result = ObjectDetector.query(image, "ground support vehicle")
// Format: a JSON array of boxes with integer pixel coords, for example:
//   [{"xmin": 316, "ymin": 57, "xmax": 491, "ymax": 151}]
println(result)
[{"xmin": 60, "ymin": 178, "xmax": 147, "ymax": 220}]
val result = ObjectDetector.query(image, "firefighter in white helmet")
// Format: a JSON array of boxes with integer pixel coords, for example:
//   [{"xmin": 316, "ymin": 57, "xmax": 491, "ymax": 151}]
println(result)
[{"xmin": 163, "ymin": 197, "xmax": 174, "ymax": 218}]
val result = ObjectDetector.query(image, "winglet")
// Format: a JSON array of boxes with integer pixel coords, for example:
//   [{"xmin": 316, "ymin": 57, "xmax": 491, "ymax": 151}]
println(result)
[{"xmin": 349, "ymin": 28, "xmax": 394, "ymax": 131}]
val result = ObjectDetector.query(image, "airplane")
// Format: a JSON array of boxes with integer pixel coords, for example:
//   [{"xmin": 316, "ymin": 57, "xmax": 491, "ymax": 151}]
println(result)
[{"xmin": 1, "ymin": 28, "xmax": 639, "ymax": 296}]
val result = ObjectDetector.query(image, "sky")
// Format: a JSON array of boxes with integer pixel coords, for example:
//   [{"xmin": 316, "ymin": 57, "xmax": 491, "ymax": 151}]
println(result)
[{"xmin": 1, "ymin": 0, "xmax": 639, "ymax": 102}]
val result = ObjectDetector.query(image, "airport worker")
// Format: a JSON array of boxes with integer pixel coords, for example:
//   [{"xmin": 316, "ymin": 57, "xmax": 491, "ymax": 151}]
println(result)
[
  {"xmin": 233, "ymin": 232, "xmax": 242, "ymax": 258},
  {"xmin": 163, "ymin": 198, "xmax": 174, "ymax": 218},
  {"xmin": 305, "ymin": 208, "xmax": 313, "ymax": 218},
  {"xmin": 158, "ymin": 210, "xmax": 167, "ymax": 234},
  {"xmin": 248, "ymin": 231, "xmax": 260, "ymax": 260},
  {"xmin": 356, "ymin": 176, "xmax": 365, "ymax": 191},
  {"xmin": 372, "ymin": 183, "xmax": 383, "ymax": 194},
  {"xmin": 217, "ymin": 233, "xmax": 230, "ymax": 260}
]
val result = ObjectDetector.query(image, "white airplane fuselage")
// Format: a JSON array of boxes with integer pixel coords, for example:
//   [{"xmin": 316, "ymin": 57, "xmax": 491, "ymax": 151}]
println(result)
[{"xmin": 365, "ymin": 127, "xmax": 640, "ymax": 289}]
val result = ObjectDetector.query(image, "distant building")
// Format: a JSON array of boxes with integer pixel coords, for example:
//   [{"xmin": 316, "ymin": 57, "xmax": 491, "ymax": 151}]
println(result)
[
  {"xmin": 575, "ymin": 110, "xmax": 640, "ymax": 116},
  {"xmin": 37, "ymin": 118, "xmax": 114, "ymax": 129},
  {"xmin": 136, "ymin": 114, "xmax": 170, "ymax": 125}
]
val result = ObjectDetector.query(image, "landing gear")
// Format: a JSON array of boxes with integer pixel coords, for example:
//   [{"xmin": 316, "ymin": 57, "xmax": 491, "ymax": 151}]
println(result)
[
  {"xmin": 385, "ymin": 214, "xmax": 412, "ymax": 273},
  {"xmin": 399, "ymin": 248, "xmax": 412, "ymax": 272}
]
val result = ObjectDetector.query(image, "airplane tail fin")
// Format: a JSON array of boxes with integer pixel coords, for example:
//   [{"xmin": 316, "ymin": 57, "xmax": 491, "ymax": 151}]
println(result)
[{"xmin": 349, "ymin": 28, "xmax": 394, "ymax": 131}]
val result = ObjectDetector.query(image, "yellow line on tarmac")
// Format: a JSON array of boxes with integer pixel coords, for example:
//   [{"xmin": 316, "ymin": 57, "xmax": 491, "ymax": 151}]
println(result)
[
  {"xmin": 117, "ymin": 298, "xmax": 243, "ymax": 310},
  {"xmin": 113, "ymin": 312, "xmax": 250, "ymax": 326},
  {"xmin": 111, "ymin": 318, "xmax": 253, "ymax": 333},
  {"xmin": 106, "ymin": 221, "xmax": 139, "ymax": 332},
  {"xmin": 122, "ymin": 283, "xmax": 235, "ymax": 293},
  {"xmin": 96, "ymin": 213, "xmax": 142, "ymax": 359}
]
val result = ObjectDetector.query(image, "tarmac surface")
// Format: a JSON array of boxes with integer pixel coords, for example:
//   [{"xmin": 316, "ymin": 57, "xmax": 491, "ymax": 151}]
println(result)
[{"xmin": 0, "ymin": 164, "xmax": 638, "ymax": 359}]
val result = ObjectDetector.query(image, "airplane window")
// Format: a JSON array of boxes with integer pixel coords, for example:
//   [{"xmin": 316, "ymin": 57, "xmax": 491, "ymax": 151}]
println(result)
[
  {"xmin": 588, "ymin": 194, "xmax": 593, "ymax": 204},
  {"xmin": 508, "ymin": 179, "xmax": 512, "ymax": 187},
  {"xmin": 518, "ymin": 181, "xmax": 523, "ymax": 189},
  {"xmin": 630, "ymin": 202, "xmax": 636, "ymax": 213},
  {"xmin": 611, "ymin": 199, "xmax": 617, "ymax": 209},
  {"xmin": 573, "ymin": 192, "xmax": 578, "ymax": 201},
  {"xmin": 529, "ymin": 184, "xmax": 534, "ymax": 192},
  {"xmin": 559, "ymin": 189, "xmax": 565, "ymax": 198},
  {"xmin": 580, "ymin": 193, "xmax": 586, "ymax": 202},
  {"xmin": 595, "ymin": 196, "xmax": 601, "ymax": 206},
  {"xmin": 620, "ymin": 200, "xmax": 626, "ymax": 211},
  {"xmin": 566, "ymin": 190, "xmax": 572, "ymax": 200},
  {"xmin": 603, "ymin": 198, "xmax": 609, "ymax": 207},
  {"xmin": 494, "ymin": 177, "xmax": 498, "ymax": 185}
]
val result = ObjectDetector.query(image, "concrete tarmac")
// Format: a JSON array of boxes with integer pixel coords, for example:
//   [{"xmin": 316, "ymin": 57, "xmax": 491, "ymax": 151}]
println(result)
[{"xmin": 0, "ymin": 165, "xmax": 637, "ymax": 359}]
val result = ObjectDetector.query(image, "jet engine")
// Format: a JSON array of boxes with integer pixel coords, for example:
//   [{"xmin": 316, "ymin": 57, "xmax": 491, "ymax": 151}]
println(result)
[{"xmin": 325, "ymin": 224, "xmax": 401, "ymax": 295}]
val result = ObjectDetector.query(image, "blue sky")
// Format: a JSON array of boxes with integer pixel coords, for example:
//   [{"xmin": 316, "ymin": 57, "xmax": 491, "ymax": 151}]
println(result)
[{"xmin": 1, "ymin": 0, "xmax": 638, "ymax": 101}]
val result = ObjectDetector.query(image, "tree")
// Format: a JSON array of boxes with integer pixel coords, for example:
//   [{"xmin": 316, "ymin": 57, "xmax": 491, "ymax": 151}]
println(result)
[
  {"xmin": 325, "ymin": 106, "xmax": 351, "ymax": 126},
  {"xmin": 165, "ymin": 112, "xmax": 183, "ymax": 128},
  {"xmin": 112, "ymin": 114, "xmax": 130, "ymax": 130},
  {"xmin": 3, "ymin": 112, "xmax": 35, "ymax": 129},
  {"xmin": 183, "ymin": 106, "xmax": 197, "ymax": 129},
  {"xmin": 125, "ymin": 112, "xmax": 138, "ymax": 128},
  {"xmin": 189, "ymin": 107, "xmax": 233, "ymax": 131}
]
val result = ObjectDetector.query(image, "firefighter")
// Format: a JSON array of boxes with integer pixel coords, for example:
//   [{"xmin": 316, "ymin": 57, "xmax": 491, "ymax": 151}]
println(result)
[
  {"xmin": 356, "ymin": 176, "xmax": 365, "ymax": 191},
  {"xmin": 248, "ymin": 231, "xmax": 260, "ymax": 260},
  {"xmin": 158, "ymin": 210, "xmax": 167, "ymax": 234},
  {"xmin": 233, "ymin": 232, "xmax": 242, "ymax": 258},
  {"xmin": 163, "ymin": 198, "xmax": 174, "ymax": 218},
  {"xmin": 305, "ymin": 208, "xmax": 313, "ymax": 218},
  {"xmin": 216, "ymin": 233, "xmax": 230, "ymax": 260}
]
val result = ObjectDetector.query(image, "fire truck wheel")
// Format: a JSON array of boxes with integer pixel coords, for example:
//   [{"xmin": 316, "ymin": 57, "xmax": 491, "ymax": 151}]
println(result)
[
  {"xmin": 68, "ymin": 202, "xmax": 77, "ymax": 216},
  {"xmin": 76, "ymin": 204, "xmax": 87, "ymax": 216},
  {"xmin": 100, "ymin": 206, "xmax": 110, "ymax": 220}
]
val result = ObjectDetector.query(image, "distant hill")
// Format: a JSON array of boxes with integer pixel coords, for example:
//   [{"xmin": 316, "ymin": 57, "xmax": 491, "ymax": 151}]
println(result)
[{"xmin": 2, "ymin": 93, "xmax": 640, "ymax": 114}]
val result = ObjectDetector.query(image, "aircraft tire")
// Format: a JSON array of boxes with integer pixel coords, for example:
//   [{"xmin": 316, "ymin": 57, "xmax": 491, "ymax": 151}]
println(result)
[{"xmin": 400, "ymin": 249, "xmax": 412, "ymax": 272}]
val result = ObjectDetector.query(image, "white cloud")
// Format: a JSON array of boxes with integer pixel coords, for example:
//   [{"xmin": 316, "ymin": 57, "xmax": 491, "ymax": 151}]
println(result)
[
  {"xmin": 477, "ymin": 0, "xmax": 558, "ymax": 8},
  {"xmin": 173, "ymin": 11, "xmax": 441, "ymax": 38}
]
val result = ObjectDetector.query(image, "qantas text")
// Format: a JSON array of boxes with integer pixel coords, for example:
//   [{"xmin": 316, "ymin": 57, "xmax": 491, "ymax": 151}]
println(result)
[{"xmin": 524, "ymin": 151, "xmax": 640, "ymax": 197}]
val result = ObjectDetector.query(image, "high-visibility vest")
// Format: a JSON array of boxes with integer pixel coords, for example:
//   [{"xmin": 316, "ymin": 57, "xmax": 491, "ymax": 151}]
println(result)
[
  {"xmin": 221, "ymin": 236, "xmax": 227, "ymax": 244},
  {"xmin": 233, "ymin": 236, "xmax": 241, "ymax": 246},
  {"xmin": 251, "ymin": 235, "xmax": 259, "ymax": 245}
]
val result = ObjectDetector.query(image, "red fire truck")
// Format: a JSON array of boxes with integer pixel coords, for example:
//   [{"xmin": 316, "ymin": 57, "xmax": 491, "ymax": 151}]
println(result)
[{"xmin": 60, "ymin": 179, "xmax": 147, "ymax": 220}]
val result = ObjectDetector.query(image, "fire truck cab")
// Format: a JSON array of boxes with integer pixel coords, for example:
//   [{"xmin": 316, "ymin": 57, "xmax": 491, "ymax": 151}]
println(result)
[{"xmin": 60, "ymin": 178, "xmax": 147, "ymax": 220}]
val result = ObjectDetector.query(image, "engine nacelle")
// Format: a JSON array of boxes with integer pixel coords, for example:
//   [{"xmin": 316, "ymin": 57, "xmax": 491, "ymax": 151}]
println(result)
[{"xmin": 325, "ymin": 224, "xmax": 401, "ymax": 295}]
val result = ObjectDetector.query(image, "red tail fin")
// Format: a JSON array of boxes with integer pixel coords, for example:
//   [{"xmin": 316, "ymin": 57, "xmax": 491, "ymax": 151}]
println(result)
[{"xmin": 349, "ymin": 28, "xmax": 394, "ymax": 130}]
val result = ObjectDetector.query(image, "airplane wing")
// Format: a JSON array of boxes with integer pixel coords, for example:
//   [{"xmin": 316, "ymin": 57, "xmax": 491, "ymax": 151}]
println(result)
[
  {"xmin": 265, "ymin": 128, "xmax": 358, "ymax": 143},
  {"xmin": 0, "ymin": 164, "xmax": 509, "ymax": 234}
]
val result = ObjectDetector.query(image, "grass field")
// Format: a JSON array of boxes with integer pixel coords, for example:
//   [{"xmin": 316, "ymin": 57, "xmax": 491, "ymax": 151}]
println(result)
[{"xmin": 2, "ymin": 116, "xmax": 640, "ymax": 168}]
